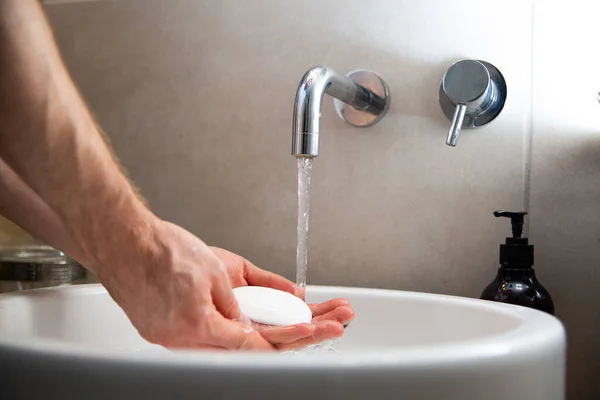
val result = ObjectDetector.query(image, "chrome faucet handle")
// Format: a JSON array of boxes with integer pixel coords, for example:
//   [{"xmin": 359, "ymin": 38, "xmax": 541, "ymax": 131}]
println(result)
[{"xmin": 438, "ymin": 59, "xmax": 507, "ymax": 147}]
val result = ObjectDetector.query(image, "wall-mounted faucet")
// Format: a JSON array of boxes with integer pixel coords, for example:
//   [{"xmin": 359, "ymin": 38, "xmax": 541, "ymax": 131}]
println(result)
[
  {"xmin": 292, "ymin": 66, "xmax": 391, "ymax": 158},
  {"xmin": 438, "ymin": 59, "xmax": 507, "ymax": 147}
]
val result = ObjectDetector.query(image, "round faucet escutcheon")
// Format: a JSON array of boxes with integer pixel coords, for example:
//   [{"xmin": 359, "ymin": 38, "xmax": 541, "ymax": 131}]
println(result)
[{"xmin": 332, "ymin": 70, "xmax": 391, "ymax": 128}]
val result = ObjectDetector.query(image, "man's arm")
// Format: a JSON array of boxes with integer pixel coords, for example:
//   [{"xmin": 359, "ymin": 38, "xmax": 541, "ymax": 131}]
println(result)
[
  {"xmin": 0, "ymin": 158, "xmax": 83, "ymax": 260},
  {"xmin": 0, "ymin": 0, "xmax": 154, "ymax": 274},
  {"xmin": 0, "ymin": 0, "xmax": 350, "ymax": 351},
  {"xmin": 0, "ymin": 0, "xmax": 277, "ymax": 350}
]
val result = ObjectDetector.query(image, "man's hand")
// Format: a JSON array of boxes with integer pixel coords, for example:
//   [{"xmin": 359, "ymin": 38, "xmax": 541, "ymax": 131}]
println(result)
[
  {"xmin": 211, "ymin": 247, "xmax": 355, "ymax": 351},
  {"xmin": 98, "ymin": 227, "xmax": 354, "ymax": 352},
  {"xmin": 97, "ymin": 220, "xmax": 276, "ymax": 351}
]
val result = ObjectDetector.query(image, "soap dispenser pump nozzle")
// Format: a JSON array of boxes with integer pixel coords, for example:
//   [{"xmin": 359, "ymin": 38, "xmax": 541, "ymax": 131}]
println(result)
[
  {"xmin": 493, "ymin": 210, "xmax": 532, "ymax": 268},
  {"xmin": 493, "ymin": 210, "xmax": 526, "ymax": 238}
]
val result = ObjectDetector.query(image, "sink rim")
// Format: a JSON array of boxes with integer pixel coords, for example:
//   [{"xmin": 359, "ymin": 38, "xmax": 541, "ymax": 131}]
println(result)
[{"xmin": 0, "ymin": 284, "xmax": 566, "ymax": 369}]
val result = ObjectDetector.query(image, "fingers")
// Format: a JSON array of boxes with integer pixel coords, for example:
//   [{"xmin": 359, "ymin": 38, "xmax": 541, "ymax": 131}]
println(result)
[
  {"xmin": 207, "ymin": 315, "xmax": 275, "ymax": 351},
  {"xmin": 210, "ymin": 246, "xmax": 296, "ymax": 294},
  {"xmin": 209, "ymin": 247, "xmax": 247, "ymax": 287},
  {"xmin": 255, "ymin": 323, "xmax": 315, "ymax": 345},
  {"xmin": 156, "ymin": 307, "xmax": 274, "ymax": 351},
  {"xmin": 308, "ymin": 298, "xmax": 350, "ymax": 316},
  {"xmin": 256, "ymin": 320, "xmax": 344, "ymax": 351},
  {"xmin": 243, "ymin": 258, "xmax": 296, "ymax": 295},
  {"xmin": 210, "ymin": 262, "xmax": 243, "ymax": 321},
  {"xmin": 168, "ymin": 344, "xmax": 227, "ymax": 351},
  {"xmin": 273, "ymin": 320, "xmax": 345, "ymax": 351},
  {"xmin": 312, "ymin": 305, "xmax": 355, "ymax": 326}
]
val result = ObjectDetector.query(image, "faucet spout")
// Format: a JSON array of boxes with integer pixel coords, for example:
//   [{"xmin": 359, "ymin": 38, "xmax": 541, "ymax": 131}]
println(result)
[{"xmin": 292, "ymin": 66, "xmax": 390, "ymax": 158}]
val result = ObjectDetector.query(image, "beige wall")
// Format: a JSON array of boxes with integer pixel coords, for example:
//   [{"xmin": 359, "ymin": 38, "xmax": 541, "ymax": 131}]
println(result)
[
  {"xmin": 0, "ymin": 216, "xmax": 31, "ymax": 245},
  {"xmin": 0, "ymin": 0, "xmax": 586, "ymax": 398},
  {"xmin": 44, "ymin": 0, "xmax": 531, "ymax": 290},
  {"xmin": 531, "ymin": 1, "xmax": 600, "ymax": 398}
]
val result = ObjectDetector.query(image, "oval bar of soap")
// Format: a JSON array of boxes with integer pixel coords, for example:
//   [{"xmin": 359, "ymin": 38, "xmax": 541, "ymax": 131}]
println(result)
[{"xmin": 233, "ymin": 286, "xmax": 312, "ymax": 326}]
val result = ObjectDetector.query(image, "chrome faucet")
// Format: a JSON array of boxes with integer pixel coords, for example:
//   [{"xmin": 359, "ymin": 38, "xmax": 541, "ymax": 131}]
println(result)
[{"xmin": 292, "ymin": 66, "xmax": 391, "ymax": 157}]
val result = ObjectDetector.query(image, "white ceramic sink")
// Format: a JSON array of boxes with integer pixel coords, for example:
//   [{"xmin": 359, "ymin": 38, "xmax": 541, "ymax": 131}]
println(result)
[{"xmin": 0, "ymin": 284, "xmax": 565, "ymax": 400}]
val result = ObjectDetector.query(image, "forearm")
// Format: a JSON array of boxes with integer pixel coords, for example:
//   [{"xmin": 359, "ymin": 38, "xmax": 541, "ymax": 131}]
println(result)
[
  {"xmin": 0, "ymin": 0, "xmax": 157, "ymax": 274},
  {"xmin": 0, "ymin": 159, "xmax": 83, "ymax": 260}
]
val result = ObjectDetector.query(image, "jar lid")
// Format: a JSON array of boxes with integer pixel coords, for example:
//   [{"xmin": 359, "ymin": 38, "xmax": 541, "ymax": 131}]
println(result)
[
  {"xmin": 0, "ymin": 245, "xmax": 86, "ymax": 282},
  {"xmin": 0, "ymin": 245, "xmax": 73, "ymax": 265}
]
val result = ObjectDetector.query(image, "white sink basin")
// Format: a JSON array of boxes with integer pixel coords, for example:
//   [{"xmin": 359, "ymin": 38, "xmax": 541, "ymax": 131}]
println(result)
[{"xmin": 0, "ymin": 284, "xmax": 565, "ymax": 399}]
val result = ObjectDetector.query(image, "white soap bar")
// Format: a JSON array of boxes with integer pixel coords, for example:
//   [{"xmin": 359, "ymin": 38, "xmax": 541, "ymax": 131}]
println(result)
[{"xmin": 233, "ymin": 286, "xmax": 312, "ymax": 326}]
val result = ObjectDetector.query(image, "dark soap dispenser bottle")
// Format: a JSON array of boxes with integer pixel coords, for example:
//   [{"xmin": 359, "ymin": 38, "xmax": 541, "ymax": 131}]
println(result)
[{"xmin": 480, "ymin": 211, "xmax": 555, "ymax": 315}]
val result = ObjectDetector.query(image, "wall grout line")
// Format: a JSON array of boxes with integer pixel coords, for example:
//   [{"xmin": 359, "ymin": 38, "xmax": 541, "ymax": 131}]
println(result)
[{"xmin": 523, "ymin": 0, "xmax": 535, "ymax": 237}]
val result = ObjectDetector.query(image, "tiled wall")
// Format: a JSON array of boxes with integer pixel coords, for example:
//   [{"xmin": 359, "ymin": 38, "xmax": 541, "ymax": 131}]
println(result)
[
  {"xmin": 0, "ymin": 217, "xmax": 31, "ymax": 245},
  {"xmin": 0, "ymin": 0, "xmax": 592, "ymax": 397},
  {"xmin": 44, "ymin": 0, "xmax": 532, "ymax": 292}
]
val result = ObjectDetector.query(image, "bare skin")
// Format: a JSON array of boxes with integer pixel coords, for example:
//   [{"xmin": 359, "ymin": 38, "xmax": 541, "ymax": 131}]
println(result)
[
  {"xmin": 212, "ymin": 247, "xmax": 354, "ymax": 350},
  {"xmin": 0, "ymin": 0, "xmax": 353, "ymax": 350}
]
